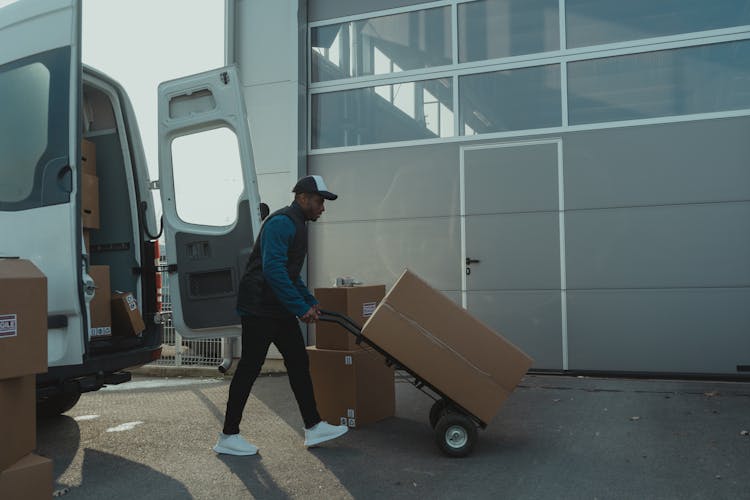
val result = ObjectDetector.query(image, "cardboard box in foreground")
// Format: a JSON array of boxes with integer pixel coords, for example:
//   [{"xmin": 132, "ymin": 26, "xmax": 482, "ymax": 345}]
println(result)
[
  {"xmin": 0, "ymin": 258, "xmax": 48, "ymax": 380},
  {"xmin": 361, "ymin": 269, "xmax": 533, "ymax": 424},
  {"xmin": 0, "ymin": 375, "xmax": 35, "ymax": 471},
  {"xmin": 0, "ymin": 454, "xmax": 53, "ymax": 500},
  {"xmin": 308, "ymin": 346, "xmax": 394, "ymax": 428}
]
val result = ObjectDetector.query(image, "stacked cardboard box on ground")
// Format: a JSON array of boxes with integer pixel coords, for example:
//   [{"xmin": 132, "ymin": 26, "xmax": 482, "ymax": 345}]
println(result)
[
  {"xmin": 0, "ymin": 259, "xmax": 54, "ymax": 499},
  {"xmin": 308, "ymin": 285, "xmax": 395, "ymax": 428}
]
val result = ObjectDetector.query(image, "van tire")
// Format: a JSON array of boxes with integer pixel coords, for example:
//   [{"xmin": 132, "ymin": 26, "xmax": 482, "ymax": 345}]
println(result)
[{"xmin": 37, "ymin": 391, "xmax": 81, "ymax": 418}]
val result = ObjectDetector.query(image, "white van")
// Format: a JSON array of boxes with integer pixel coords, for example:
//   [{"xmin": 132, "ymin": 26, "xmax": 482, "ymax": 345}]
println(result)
[{"xmin": 0, "ymin": 0, "xmax": 263, "ymax": 415}]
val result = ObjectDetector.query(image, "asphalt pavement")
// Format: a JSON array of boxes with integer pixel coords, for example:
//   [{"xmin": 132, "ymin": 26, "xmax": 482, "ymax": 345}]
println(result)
[{"xmin": 36, "ymin": 373, "xmax": 750, "ymax": 500}]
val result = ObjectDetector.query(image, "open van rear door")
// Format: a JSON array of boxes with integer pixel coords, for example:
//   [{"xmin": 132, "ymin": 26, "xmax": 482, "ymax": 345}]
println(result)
[
  {"xmin": 158, "ymin": 65, "xmax": 263, "ymax": 338},
  {"xmin": 0, "ymin": 0, "xmax": 86, "ymax": 367}
]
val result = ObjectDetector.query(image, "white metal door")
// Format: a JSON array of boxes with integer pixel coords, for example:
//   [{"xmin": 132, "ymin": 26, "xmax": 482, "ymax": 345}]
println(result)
[
  {"xmin": 158, "ymin": 65, "xmax": 263, "ymax": 338},
  {"xmin": 0, "ymin": 0, "xmax": 85, "ymax": 367},
  {"xmin": 460, "ymin": 140, "xmax": 567, "ymax": 369}
]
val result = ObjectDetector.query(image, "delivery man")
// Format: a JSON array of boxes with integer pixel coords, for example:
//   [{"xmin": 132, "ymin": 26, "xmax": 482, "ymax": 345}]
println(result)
[{"xmin": 213, "ymin": 175, "xmax": 348, "ymax": 455}]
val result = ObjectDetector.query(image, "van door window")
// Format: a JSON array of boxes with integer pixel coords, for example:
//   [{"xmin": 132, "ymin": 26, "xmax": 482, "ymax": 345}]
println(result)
[
  {"xmin": 0, "ymin": 47, "xmax": 71, "ymax": 211},
  {"xmin": 171, "ymin": 127, "xmax": 243, "ymax": 227}
]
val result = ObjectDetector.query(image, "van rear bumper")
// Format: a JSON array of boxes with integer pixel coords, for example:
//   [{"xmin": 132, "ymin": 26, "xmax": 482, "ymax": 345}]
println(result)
[{"xmin": 37, "ymin": 342, "xmax": 162, "ymax": 396}]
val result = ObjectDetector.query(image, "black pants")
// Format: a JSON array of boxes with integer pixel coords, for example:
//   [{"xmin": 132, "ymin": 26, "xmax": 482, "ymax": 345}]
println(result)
[{"xmin": 222, "ymin": 315, "xmax": 321, "ymax": 434}]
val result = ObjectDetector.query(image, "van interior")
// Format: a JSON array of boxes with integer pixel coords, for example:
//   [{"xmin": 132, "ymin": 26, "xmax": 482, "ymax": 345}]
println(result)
[{"xmin": 81, "ymin": 77, "xmax": 159, "ymax": 356}]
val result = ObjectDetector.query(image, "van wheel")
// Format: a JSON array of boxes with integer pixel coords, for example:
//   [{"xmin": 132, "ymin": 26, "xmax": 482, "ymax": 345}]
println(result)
[
  {"xmin": 434, "ymin": 412, "xmax": 477, "ymax": 458},
  {"xmin": 37, "ymin": 391, "xmax": 81, "ymax": 418}
]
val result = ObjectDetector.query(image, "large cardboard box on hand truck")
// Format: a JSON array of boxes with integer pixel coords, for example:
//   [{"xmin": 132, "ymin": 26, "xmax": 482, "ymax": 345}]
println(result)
[{"xmin": 361, "ymin": 269, "xmax": 533, "ymax": 424}]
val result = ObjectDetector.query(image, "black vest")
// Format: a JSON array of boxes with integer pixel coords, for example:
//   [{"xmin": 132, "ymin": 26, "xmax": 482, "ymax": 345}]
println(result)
[{"xmin": 236, "ymin": 203, "xmax": 308, "ymax": 317}]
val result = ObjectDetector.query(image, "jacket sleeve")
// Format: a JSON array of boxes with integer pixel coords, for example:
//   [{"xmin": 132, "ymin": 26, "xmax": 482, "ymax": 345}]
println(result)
[
  {"xmin": 260, "ymin": 216, "xmax": 310, "ymax": 317},
  {"xmin": 294, "ymin": 275, "xmax": 318, "ymax": 307}
]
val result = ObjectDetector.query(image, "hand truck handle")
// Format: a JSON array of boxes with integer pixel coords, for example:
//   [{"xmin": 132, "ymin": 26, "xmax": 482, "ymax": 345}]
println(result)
[{"xmin": 317, "ymin": 309, "xmax": 366, "ymax": 345}]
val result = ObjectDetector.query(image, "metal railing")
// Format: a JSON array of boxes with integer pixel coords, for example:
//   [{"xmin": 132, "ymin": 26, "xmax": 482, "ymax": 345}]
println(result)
[{"xmin": 150, "ymin": 256, "xmax": 224, "ymax": 368}]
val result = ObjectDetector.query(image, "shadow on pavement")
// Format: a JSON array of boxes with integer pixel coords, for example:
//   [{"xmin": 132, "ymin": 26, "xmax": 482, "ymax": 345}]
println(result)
[
  {"xmin": 248, "ymin": 376, "xmax": 543, "ymax": 498},
  {"xmin": 191, "ymin": 384, "xmax": 298, "ymax": 499},
  {"xmin": 74, "ymin": 449, "xmax": 191, "ymax": 499},
  {"xmin": 217, "ymin": 454, "xmax": 291, "ymax": 500},
  {"xmin": 36, "ymin": 415, "xmax": 80, "ymax": 491},
  {"xmin": 37, "ymin": 415, "xmax": 191, "ymax": 499}
]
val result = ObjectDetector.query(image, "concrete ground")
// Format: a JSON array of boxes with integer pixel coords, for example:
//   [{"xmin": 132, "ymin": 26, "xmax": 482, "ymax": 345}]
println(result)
[{"xmin": 37, "ymin": 373, "xmax": 750, "ymax": 500}]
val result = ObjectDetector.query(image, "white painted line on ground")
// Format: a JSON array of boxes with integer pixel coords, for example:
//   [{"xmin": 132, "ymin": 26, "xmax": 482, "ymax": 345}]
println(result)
[
  {"xmin": 101, "ymin": 378, "xmax": 223, "ymax": 391},
  {"xmin": 106, "ymin": 421, "xmax": 144, "ymax": 433},
  {"xmin": 73, "ymin": 414, "xmax": 100, "ymax": 421}
]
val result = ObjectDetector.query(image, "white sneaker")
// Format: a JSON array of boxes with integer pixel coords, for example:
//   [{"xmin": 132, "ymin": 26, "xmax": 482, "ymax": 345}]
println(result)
[
  {"xmin": 304, "ymin": 421, "xmax": 349, "ymax": 447},
  {"xmin": 213, "ymin": 432, "xmax": 258, "ymax": 456}
]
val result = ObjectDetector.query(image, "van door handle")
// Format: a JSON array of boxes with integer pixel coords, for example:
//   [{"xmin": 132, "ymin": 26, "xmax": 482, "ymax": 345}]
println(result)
[
  {"xmin": 57, "ymin": 165, "xmax": 72, "ymax": 193},
  {"xmin": 465, "ymin": 257, "xmax": 480, "ymax": 265}
]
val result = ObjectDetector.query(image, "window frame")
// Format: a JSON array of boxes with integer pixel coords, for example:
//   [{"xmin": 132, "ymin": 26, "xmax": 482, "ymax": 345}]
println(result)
[
  {"xmin": 308, "ymin": 0, "xmax": 750, "ymax": 154},
  {"xmin": 0, "ymin": 46, "xmax": 72, "ymax": 211}
]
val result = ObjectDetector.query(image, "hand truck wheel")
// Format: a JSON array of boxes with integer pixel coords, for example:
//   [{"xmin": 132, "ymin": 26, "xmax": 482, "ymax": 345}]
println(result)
[{"xmin": 434, "ymin": 411, "xmax": 477, "ymax": 458}]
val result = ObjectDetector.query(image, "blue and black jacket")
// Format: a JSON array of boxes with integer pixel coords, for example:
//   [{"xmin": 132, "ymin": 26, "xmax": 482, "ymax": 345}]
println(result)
[{"xmin": 236, "ymin": 201, "xmax": 317, "ymax": 318}]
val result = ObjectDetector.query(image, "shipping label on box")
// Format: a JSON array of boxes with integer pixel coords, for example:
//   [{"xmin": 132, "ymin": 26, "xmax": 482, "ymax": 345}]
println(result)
[
  {"xmin": 362, "ymin": 302, "xmax": 377, "ymax": 317},
  {"xmin": 0, "ymin": 314, "xmax": 17, "ymax": 339},
  {"xmin": 90, "ymin": 326, "xmax": 113, "ymax": 338}
]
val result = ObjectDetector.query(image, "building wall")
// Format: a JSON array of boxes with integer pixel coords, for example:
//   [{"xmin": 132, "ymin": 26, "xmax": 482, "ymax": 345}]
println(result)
[
  {"xmin": 229, "ymin": 0, "xmax": 307, "ymax": 213},
  {"xmin": 309, "ymin": 116, "xmax": 750, "ymax": 374},
  {"xmin": 234, "ymin": 0, "xmax": 750, "ymax": 374}
]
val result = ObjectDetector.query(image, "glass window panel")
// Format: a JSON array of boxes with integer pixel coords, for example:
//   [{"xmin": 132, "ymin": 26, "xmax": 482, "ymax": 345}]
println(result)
[
  {"xmin": 458, "ymin": 0, "xmax": 559, "ymax": 63},
  {"xmin": 568, "ymin": 40, "xmax": 750, "ymax": 125},
  {"xmin": 312, "ymin": 78, "xmax": 453, "ymax": 148},
  {"xmin": 311, "ymin": 7, "xmax": 451, "ymax": 82},
  {"xmin": 459, "ymin": 65, "xmax": 561, "ymax": 135},
  {"xmin": 0, "ymin": 62, "xmax": 50, "ymax": 203},
  {"xmin": 172, "ymin": 128, "xmax": 243, "ymax": 226},
  {"xmin": 567, "ymin": 0, "xmax": 750, "ymax": 48}
]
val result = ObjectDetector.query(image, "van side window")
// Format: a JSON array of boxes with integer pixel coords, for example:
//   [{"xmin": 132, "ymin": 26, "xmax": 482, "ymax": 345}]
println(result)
[
  {"xmin": 0, "ymin": 62, "xmax": 49, "ymax": 203},
  {"xmin": 0, "ymin": 47, "xmax": 71, "ymax": 211}
]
